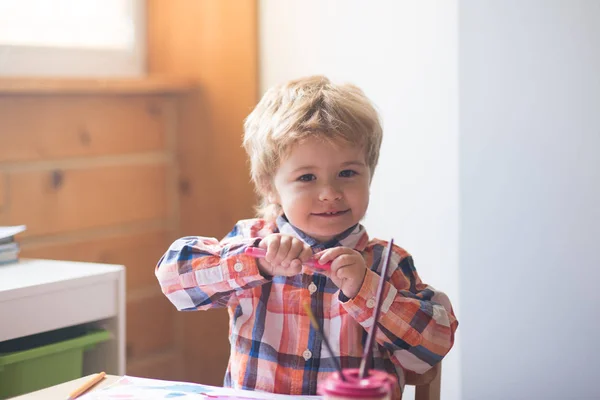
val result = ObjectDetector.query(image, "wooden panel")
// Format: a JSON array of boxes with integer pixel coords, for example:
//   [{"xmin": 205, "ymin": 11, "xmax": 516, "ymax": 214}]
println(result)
[
  {"xmin": 20, "ymin": 230, "xmax": 171, "ymax": 293},
  {"xmin": 6, "ymin": 164, "xmax": 168, "ymax": 237},
  {"xmin": 147, "ymin": 0, "xmax": 258, "ymax": 386},
  {"xmin": 0, "ymin": 77, "xmax": 194, "ymax": 95},
  {"xmin": 0, "ymin": 172, "xmax": 5, "ymax": 211},
  {"xmin": 127, "ymin": 351, "xmax": 182, "ymax": 381},
  {"xmin": 0, "ymin": 172, "xmax": 6, "ymax": 226},
  {"xmin": 126, "ymin": 295, "xmax": 177, "ymax": 359},
  {"xmin": 182, "ymin": 309, "xmax": 231, "ymax": 386},
  {"xmin": 0, "ymin": 96, "xmax": 167, "ymax": 162},
  {"xmin": 147, "ymin": 0, "xmax": 258, "ymax": 238}
]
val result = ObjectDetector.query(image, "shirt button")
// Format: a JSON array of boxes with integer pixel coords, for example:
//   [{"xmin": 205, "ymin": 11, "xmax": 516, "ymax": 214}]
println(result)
[
  {"xmin": 366, "ymin": 298, "xmax": 376, "ymax": 308},
  {"xmin": 308, "ymin": 283, "xmax": 317, "ymax": 294},
  {"xmin": 234, "ymin": 262, "xmax": 244, "ymax": 272},
  {"xmin": 302, "ymin": 349, "xmax": 312, "ymax": 360}
]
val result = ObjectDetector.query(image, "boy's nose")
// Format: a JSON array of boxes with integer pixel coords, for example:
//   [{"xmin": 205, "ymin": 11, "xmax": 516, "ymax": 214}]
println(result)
[{"xmin": 318, "ymin": 183, "xmax": 342, "ymax": 201}]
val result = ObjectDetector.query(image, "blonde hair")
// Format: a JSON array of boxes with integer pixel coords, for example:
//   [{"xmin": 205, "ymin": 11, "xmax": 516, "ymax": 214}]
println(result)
[{"xmin": 243, "ymin": 75, "xmax": 383, "ymax": 221}]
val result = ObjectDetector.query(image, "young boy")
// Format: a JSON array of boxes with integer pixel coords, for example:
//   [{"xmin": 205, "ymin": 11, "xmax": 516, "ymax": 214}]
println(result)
[{"xmin": 155, "ymin": 75, "xmax": 458, "ymax": 398}]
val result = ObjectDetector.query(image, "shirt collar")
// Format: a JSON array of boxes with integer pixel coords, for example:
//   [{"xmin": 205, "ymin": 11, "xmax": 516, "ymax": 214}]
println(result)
[{"xmin": 275, "ymin": 215, "xmax": 369, "ymax": 252}]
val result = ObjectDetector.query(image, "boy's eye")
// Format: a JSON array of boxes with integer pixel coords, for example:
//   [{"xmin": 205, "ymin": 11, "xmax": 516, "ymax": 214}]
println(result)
[
  {"xmin": 339, "ymin": 169, "xmax": 357, "ymax": 178},
  {"xmin": 297, "ymin": 174, "xmax": 316, "ymax": 182}
]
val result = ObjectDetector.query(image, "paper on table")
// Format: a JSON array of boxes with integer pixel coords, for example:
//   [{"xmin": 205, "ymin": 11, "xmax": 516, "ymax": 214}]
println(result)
[
  {"xmin": 79, "ymin": 375, "xmax": 321, "ymax": 400},
  {"xmin": 0, "ymin": 225, "xmax": 26, "ymax": 241}
]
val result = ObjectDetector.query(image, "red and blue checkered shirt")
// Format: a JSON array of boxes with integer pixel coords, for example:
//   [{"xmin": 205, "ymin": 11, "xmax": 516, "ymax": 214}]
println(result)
[{"xmin": 155, "ymin": 216, "xmax": 458, "ymax": 397}]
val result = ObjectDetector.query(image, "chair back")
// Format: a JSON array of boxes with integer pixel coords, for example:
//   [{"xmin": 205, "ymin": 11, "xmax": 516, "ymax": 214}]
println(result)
[{"xmin": 404, "ymin": 363, "xmax": 441, "ymax": 400}]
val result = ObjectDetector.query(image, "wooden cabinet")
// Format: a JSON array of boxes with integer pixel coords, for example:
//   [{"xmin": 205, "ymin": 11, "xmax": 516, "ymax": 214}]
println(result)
[{"xmin": 0, "ymin": 79, "xmax": 187, "ymax": 381}]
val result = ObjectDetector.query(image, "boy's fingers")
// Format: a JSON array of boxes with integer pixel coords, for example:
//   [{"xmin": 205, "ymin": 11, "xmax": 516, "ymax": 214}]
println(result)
[
  {"xmin": 335, "ymin": 264, "xmax": 355, "ymax": 280},
  {"xmin": 286, "ymin": 239, "xmax": 304, "ymax": 264},
  {"xmin": 300, "ymin": 246, "xmax": 313, "ymax": 262},
  {"xmin": 315, "ymin": 249, "xmax": 333, "ymax": 263},
  {"xmin": 289, "ymin": 259, "xmax": 303, "ymax": 272},
  {"xmin": 274, "ymin": 236, "xmax": 292, "ymax": 265},
  {"xmin": 265, "ymin": 238, "xmax": 279, "ymax": 263},
  {"xmin": 318, "ymin": 247, "xmax": 350, "ymax": 264},
  {"xmin": 257, "ymin": 258, "xmax": 275, "ymax": 276},
  {"xmin": 333, "ymin": 254, "xmax": 355, "ymax": 269},
  {"xmin": 275, "ymin": 259, "xmax": 301, "ymax": 277}
]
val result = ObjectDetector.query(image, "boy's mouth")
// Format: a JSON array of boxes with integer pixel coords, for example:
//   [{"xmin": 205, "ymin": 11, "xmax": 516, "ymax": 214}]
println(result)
[{"xmin": 312, "ymin": 209, "xmax": 350, "ymax": 217}]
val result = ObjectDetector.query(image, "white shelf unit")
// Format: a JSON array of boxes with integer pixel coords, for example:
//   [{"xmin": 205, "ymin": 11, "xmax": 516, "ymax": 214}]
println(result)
[{"xmin": 0, "ymin": 258, "xmax": 126, "ymax": 375}]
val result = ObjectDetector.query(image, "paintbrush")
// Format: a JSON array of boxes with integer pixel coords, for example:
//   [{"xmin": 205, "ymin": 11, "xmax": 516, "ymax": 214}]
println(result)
[
  {"xmin": 302, "ymin": 300, "xmax": 347, "ymax": 381},
  {"xmin": 358, "ymin": 238, "xmax": 394, "ymax": 379}
]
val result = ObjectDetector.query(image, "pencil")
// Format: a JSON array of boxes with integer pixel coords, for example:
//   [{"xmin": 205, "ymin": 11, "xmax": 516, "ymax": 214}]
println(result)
[
  {"xmin": 66, "ymin": 371, "xmax": 106, "ymax": 400},
  {"xmin": 302, "ymin": 300, "xmax": 347, "ymax": 381},
  {"xmin": 359, "ymin": 238, "xmax": 394, "ymax": 379}
]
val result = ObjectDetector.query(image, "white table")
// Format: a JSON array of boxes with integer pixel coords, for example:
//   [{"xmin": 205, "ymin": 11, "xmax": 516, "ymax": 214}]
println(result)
[
  {"xmin": 0, "ymin": 259, "xmax": 125, "ymax": 375},
  {"xmin": 9, "ymin": 374, "xmax": 121, "ymax": 399}
]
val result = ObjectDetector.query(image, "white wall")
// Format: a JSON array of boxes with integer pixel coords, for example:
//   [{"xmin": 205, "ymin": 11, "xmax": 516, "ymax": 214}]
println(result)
[
  {"xmin": 459, "ymin": 1, "xmax": 600, "ymax": 399},
  {"xmin": 260, "ymin": 1, "xmax": 461, "ymax": 399},
  {"xmin": 261, "ymin": 1, "xmax": 600, "ymax": 398}
]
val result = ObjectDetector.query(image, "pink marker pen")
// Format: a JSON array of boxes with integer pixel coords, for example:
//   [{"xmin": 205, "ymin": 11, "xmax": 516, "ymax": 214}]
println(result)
[{"xmin": 244, "ymin": 247, "xmax": 331, "ymax": 271}]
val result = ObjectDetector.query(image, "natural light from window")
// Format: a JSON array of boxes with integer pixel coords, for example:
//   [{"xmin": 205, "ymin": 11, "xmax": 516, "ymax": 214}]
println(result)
[
  {"xmin": 0, "ymin": 0, "xmax": 144, "ymax": 77},
  {"xmin": 0, "ymin": 0, "xmax": 135, "ymax": 50}
]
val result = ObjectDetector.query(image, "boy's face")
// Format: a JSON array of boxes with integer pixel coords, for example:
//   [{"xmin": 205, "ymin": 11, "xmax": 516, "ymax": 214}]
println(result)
[{"xmin": 269, "ymin": 136, "xmax": 370, "ymax": 242}]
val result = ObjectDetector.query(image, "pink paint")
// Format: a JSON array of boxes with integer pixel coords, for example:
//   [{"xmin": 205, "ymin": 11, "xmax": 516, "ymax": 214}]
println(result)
[
  {"xmin": 244, "ymin": 247, "xmax": 331, "ymax": 270},
  {"xmin": 319, "ymin": 369, "xmax": 398, "ymax": 400}
]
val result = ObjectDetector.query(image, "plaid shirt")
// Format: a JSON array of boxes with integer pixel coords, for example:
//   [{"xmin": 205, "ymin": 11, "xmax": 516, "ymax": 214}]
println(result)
[{"xmin": 155, "ymin": 217, "xmax": 458, "ymax": 398}]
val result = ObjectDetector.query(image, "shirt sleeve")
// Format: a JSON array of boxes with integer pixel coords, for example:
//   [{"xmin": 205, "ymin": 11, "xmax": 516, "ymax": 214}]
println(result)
[
  {"xmin": 155, "ymin": 221, "xmax": 271, "ymax": 311},
  {"xmin": 342, "ymin": 245, "xmax": 458, "ymax": 374}
]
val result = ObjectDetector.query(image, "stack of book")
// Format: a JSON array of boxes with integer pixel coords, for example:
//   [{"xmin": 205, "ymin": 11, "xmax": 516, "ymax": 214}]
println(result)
[{"xmin": 0, "ymin": 225, "xmax": 26, "ymax": 265}]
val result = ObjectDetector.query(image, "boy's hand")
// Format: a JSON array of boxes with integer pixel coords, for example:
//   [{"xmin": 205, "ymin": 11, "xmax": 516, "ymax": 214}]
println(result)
[
  {"xmin": 257, "ymin": 234, "xmax": 313, "ymax": 277},
  {"xmin": 316, "ymin": 247, "xmax": 367, "ymax": 299}
]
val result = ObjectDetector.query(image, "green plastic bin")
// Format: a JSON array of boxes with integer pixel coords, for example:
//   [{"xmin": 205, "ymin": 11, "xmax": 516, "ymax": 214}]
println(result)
[{"xmin": 0, "ymin": 326, "xmax": 111, "ymax": 399}]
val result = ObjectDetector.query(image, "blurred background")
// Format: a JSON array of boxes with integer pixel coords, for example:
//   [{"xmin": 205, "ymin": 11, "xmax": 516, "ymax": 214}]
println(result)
[{"xmin": 0, "ymin": 1, "xmax": 598, "ymax": 399}]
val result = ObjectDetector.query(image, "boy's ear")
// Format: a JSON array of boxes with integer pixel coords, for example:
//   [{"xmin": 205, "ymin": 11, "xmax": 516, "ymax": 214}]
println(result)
[
  {"xmin": 267, "ymin": 191, "xmax": 280, "ymax": 204},
  {"xmin": 258, "ymin": 179, "xmax": 280, "ymax": 204}
]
